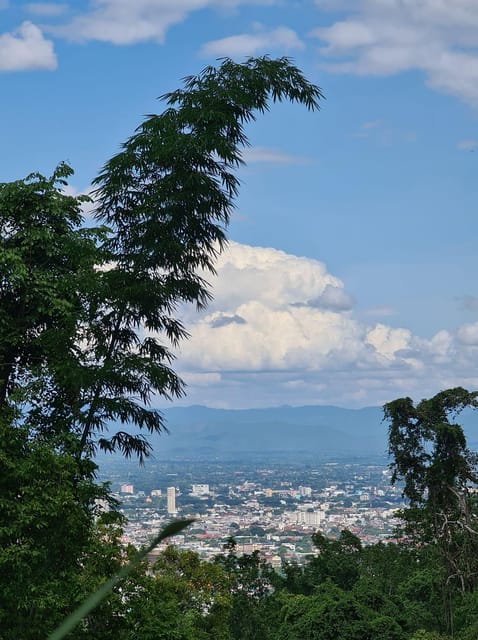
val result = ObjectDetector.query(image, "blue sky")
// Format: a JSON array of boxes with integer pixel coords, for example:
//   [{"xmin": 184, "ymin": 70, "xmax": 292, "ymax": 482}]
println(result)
[{"xmin": 2, "ymin": 0, "xmax": 478, "ymax": 408}]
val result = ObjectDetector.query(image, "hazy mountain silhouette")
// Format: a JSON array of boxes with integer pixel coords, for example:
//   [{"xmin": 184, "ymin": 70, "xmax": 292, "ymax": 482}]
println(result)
[
  {"xmin": 139, "ymin": 404, "xmax": 478, "ymax": 460},
  {"xmin": 145, "ymin": 405, "xmax": 378, "ymax": 460}
]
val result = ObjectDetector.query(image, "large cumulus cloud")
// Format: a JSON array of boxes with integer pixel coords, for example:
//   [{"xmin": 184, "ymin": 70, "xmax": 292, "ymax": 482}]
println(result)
[{"xmin": 159, "ymin": 241, "xmax": 478, "ymax": 409}]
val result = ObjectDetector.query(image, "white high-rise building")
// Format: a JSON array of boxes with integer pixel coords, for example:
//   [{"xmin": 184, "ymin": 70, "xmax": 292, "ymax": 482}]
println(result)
[{"xmin": 167, "ymin": 486, "xmax": 176, "ymax": 514}]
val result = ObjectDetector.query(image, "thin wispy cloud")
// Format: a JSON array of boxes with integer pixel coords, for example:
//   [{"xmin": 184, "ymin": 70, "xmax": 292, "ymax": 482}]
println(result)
[
  {"xmin": 200, "ymin": 25, "xmax": 304, "ymax": 57},
  {"xmin": 361, "ymin": 119, "xmax": 382, "ymax": 129},
  {"xmin": 25, "ymin": 3, "xmax": 68, "ymax": 16},
  {"xmin": 352, "ymin": 118, "xmax": 382, "ymax": 138},
  {"xmin": 457, "ymin": 140, "xmax": 478, "ymax": 151},
  {"xmin": 242, "ymin": 146, "xmax": 310, "ymax": 165}
]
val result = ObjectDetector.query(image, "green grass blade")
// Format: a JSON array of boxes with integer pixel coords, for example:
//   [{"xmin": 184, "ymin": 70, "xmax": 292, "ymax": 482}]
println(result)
[{"xmin": 48, "ymin": 518, "xmax": 194, "ymax": 640}]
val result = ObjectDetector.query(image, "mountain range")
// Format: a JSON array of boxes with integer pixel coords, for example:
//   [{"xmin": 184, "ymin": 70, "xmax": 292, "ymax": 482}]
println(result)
[{"xmin": 141, "ymin": 404, "xmax": 478, "ymax": 461}]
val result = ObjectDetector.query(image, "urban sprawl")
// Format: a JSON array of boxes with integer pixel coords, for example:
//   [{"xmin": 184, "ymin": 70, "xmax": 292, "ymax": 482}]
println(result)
[{"xmin": 99, "ymin": 458, "xmax": 406, "ymax": 565}]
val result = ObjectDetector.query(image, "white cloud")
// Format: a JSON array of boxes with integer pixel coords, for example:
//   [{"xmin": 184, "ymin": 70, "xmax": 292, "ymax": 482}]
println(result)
[
  {"xmin": 185, "ymin": 242, "xmax": 345, "ymax": 317},
  {"xmin": 366, "ymin": 324, "xmax": 411, "ymax": 360},
  {"xmin": 241, "ymin": 146, "xmax": 309, "ymax": 165},
  {"xmin": 49, "ymin": 0, "xmax": 273, "ymax": 45},
  {"xmin": 200, "ymin": 25, "xmax": 304, "ymax": 57},
  {"xmin": 310, "ymin": 0, "xmax": 478, "ymax": 107},
  {"xmin": 48, "ymin": 0, "xmax": 210, "ymax": 44},
  {"xmin": 182, "ymin": 371, "xmax": 222, "ymax": 387},
  {"xmin": 457, "ymin": 323, "xmax": 478, "ymax": 346},
  {"xmin": 0, "ymin": 21, "xmax": 57, "ymax": 71},
  {"xmin": 307, "ymin": 283, "xmax": 354, "ymax": 311},
  {"xmin": 62, "ymin": 184, "xmax": 97, "ymax": 220},
  {"xmin": 157, "ymin": 241, "xmax": 478, "ymax": 408}
]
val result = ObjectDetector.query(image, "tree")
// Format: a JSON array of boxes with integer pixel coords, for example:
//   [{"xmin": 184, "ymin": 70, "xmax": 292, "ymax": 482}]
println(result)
[
  {"xmin": 0, "ymin": 168, "xmax": 109, "ymax": 637},
  {"xmin": 1, "ymin": 57, "xmax": 322, "ymax": 462},
  {"xmin": 214, "ymin": 538, "xmax": 275, "ymax": 640},
  {"xmin": 0, "ymin": 57, "xmax": 322, "ymax": 637},
  {"xmin": 124, "ymin": 547, "xmax": 233, "ymax": 640},
  {"xmin": 308, "ymin": 529, "xmax": 363, "ymax": 591},
  {"xmin": 80, "ymin": 55, "xmax": 323, "ymax": 460},
  {"xmin": 384, "ymin": 387, "xmax": 478, "ymax": 634},
  {"xmin": 0, "ymin": 417, "xmax": 109, "ymax": 638},
  {"xmin": 275, "ymin": 581, "xmax": 403, "ymax": 640},
  {"xmin": 0, "ymin": 163, "xmax": 102, "ymax": 449}
]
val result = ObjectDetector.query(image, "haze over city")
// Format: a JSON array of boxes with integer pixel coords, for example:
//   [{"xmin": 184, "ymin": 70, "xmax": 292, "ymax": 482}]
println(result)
[{"xmin": 2, "ymin": 0, "xmax": 478, "ymax": 408}]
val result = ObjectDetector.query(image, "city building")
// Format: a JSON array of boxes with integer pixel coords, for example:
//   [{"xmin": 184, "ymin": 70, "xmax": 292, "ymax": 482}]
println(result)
[
  {"xmin": 296, "ymin": 510, "xmax": 324, "ymax": 527},
  {"xmin": 299, "ymin": 486, "xmax": 312, "ymax": 497},
  {"xmin": 167, "ymin": 486, "xmax": 177, "ymax": 514},
  {"xmin": 191, "ymin": 484, "xmax": 210, "ymax": 496},
  {"xmin": 120, "ymin": 484, "xmax": 134, "ymax": 494}
]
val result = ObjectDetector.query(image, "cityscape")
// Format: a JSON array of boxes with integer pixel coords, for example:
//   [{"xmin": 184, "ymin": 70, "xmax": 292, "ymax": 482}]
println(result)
[{"xmin": 98, "ymin": 456, "xmax": 406, "ymax": 565}]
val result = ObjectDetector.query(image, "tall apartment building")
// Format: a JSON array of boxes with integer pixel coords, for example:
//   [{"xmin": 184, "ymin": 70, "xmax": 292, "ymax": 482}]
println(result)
[{"xmin": 167, "ymin": 486, "xmax": 176, "ymax": 514}]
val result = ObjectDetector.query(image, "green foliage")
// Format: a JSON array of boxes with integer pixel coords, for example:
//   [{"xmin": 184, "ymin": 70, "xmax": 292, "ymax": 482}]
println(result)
[
  {"xmin": 0, "ymin": 164, "xmax": 103, "ymax": 447},
  {"xmin": 398, "ymin": 566, "xmax": 445, "ymax": 633},
  {"xmin": 49, "ymin": 520, "xmax": 193, "ymax": 640},
  {"xmin": 0, "ymin": 419, "xmax": 106, "ymax": 638},
  {"xmin": 385, "ymin": 388, "xmax": 478, "ymax": 514},
  {"xmin": 275, "ymin": 581, "xmax": 404, "ymax": 640},
  {"xmin": 124, "ymin": 546, "xmax": 232, "ymax": 640},
  {"xmin": 384, "ymin": 387, "xmax": 478, "ymax": 638},
  {"xmin": 385, "ymin": 388, "xmax": 478, "ymax": 635},
  {"xmin": 360, "ymin": 541, "xmax": 419, "ymax": 597},
  {"xmin": 214, "ymin": 539, "xmax": 275, "ymax": 640},
  {"xmin": 307, "ymin": 529, "xmax": 363, "ymax": 591},
  {"xmin": 409, "ymin": 631, "xmax": 449, "ymax": 640}
]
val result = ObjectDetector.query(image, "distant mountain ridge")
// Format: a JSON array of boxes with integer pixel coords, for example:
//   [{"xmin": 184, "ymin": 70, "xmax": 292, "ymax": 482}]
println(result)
[
  {"xmin": 97, "ymin": 403, "xmax": 478, "ymax": 462},
  {"xmin": 151, "ymin": 404, "xmax": 381, "ymax": 460},
  {"xmin": 138, "ymin": 404, "xmax": 478, "ymax": 460}
]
